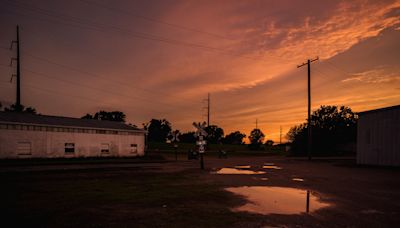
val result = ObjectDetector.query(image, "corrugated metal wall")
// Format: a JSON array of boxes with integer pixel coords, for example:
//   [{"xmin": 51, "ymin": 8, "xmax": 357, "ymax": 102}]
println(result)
[{"xmin": 357, "ymin": 106, "xmax": 400, "ymax": 166}]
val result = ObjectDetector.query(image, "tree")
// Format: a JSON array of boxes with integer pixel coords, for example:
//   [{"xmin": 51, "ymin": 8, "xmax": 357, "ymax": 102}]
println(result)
[
  {"xmin": 144, "ymin": 119, "xmax": 172, "ymax": 142},
  {"xmin": 287, "ymin": 105, "xmax": 358, "ymax": 156},
  {"xmin": 179, "ymin": 131, "xmax": 196, "ymax": 143},
  {"xmin": 222, "ymin": 131, "xmax": 246, "ymax": 144},
  {"xmin": 265, "ymin": 140, "xmax": 274, "ymax": 146},
  {"xmin": 81, "ymin": 113, "xmax": 93, "ymax": 119},
  {"xmin": 248, "ymin": 128, "xmax": 265, "ymax": 150},
  {"xmin": 81, "ymin": 110, "xmax": 126, "ymax": 122},
  {"xmin": 205, "ymin": 125, "xmax": 224, "ymax": 144},
  {"xmin": 4, "ymin": 104, "xmax": 37, "ymax": 114}
]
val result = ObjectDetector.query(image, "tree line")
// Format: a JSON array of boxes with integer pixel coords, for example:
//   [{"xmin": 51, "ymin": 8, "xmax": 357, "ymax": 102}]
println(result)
[
  {"xmin": 81, "ymin": 110, "xmax": 269, "ymax": 146},
  {"xmin": 2, "ymin": 103, "xmax": 359, "ymax": 154}
]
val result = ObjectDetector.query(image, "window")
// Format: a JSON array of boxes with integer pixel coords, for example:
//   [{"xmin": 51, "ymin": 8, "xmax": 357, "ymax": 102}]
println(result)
[
  {"xmin": 101, "ymin": 143, "xmax": 110, "ymax": 153},
  {"xmin": 130, "ymin": 144, "xmax": 138, "ymax": 153},
  {"xmin": 65, "ymin": 143, "xmax": 75, "ymax": 153},
  {"xmin": 17, "ymin": 142, "xmax": 32, "ymax": 155}
]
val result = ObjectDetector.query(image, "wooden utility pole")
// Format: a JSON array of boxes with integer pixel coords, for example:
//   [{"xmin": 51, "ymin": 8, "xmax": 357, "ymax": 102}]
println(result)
[
  {"xmin": 10, "ymin": 25, "xmax": 21, "ymax": 110},
  {"xmin": 297, "ymin": 57, "xmax": 318, "ymax": 160},
  {"xmin": 207, "ymin": 93, "xmax": 210, "ymax": 127}
]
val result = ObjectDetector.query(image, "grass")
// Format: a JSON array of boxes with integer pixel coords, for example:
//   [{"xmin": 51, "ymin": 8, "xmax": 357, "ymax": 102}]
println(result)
[
  {"xmin": 148, "ymin": 142, "xmax": 287, "ymax": 156},
  {"xmin": 0, "ymin": 168, "xmax": 262, "ymax": 227},
  {"xmin": 0, "ymin": 154, "xmax": 166, "ymax": 167}
]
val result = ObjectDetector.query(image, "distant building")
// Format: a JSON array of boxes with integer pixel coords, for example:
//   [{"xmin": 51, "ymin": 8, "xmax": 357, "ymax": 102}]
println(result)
[
  {"xmin": 0, "ymin": 112, "xmax": 146, "ymax": 158},
  {"xmin": 357, "ymin": 105, "xmax": 400, "ymax": 166}
]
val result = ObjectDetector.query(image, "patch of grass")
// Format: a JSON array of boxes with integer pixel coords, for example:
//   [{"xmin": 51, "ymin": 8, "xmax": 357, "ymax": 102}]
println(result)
[
  {"xmin": 148, "ymin": 142, "xmax": 287, "ymax": 156},
  {"xmin": 0, "ymin": 154, "xmax": 166, "ymax": 167},
  {"xmin": 0, "ymin": 169, "xmax": 262, "ymax": 227}
]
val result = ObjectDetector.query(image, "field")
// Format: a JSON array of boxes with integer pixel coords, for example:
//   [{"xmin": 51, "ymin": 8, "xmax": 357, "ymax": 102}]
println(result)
[{"xmin": 1, "ymin": 152, "xmax": 400, "ymax": 227}]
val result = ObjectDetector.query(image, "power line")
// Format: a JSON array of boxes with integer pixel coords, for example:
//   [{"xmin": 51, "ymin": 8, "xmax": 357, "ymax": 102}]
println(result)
[
  {"xmin": 0, "ymin": 63, "xmax": 196, "ymax": 117},
  {"xmin": 2, "ymin": 0, "xmax": 287, "ymax": 63},
  {"xmin": 20, "ymin": 51, "xmax": 202, "ymax": 105},
  {"xmin": 77, "ymin": 0, "xmax": 232, "ymax": 40},
  {"xmin": 22, "ymin": 82, "xmax": 165, "ymax": 117}
]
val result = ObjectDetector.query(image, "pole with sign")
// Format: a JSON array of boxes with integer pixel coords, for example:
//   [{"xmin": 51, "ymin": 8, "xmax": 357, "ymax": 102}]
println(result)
[
  {"xmin": 167, "ymin": 130, "xmax": 180, "ymax": 161},
  {"xmin": 193, "ymin": 122, "xmax": 208, "ymax": 170}
]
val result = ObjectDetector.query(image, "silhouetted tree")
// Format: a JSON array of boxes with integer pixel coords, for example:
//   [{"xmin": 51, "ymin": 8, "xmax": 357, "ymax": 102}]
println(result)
[
  {"xmin": 248, "ymin": 128, "xmax": 265, "ymax": 150},
  {"xmin": 287, "ymin": 105, "xmax": 358, "ymax": 156},
  {"xmin": 144, "ymin": 119, "xmax": 172, "ymax": 142},
  {"xmin": 81, "ymin": 113, "xmax": 93, "ymax": 119},
  {"xmin": 179, "ymin": 131, "xmax": 196, "ymax": 143},
  {"xmin": 222, "ymin": 131, "xmax": 246, "ymax": 144},
  {"xmin": 265, "ymin": 140, "xmax": 274, "ymax": 146},
  {"xmin": 81, "ymin": 110, "xmax": 126, "ymax": 122},
  {"xmin": 3, "ymin": 104, "xmax": 37, "ymax": 114},
  {"xmin": 205, "ymin": 125, "xmax": 224, "ymax": 144}
]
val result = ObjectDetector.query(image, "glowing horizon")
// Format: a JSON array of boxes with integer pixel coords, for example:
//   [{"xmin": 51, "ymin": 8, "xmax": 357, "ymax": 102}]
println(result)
[{"xmin": 0, "ymin": 0, "xmax": 399, "ymax": 143}]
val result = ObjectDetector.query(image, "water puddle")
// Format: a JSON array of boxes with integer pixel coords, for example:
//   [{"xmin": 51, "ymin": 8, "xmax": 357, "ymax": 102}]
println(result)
[
  {"xmin": 212, "ymin": 168, "xmax": 266, "ymax": 175},
  {"xmin": 292, "ymin": 178, "xmax": 304, "ymax": 182},
  {"xmin": 262, "ymin": 165, "xmax": 282, "ymax": 170},
  {"xmin": 226, "ymin": 186, "xmax": 331, "ymax": 215},
  {"xmin": 262, "ymin": 163, "xmax": 282, "ymax": 170},
  {"xmin": 234, "ymin": 165, "xmax": 251, "ymax": 169},
  {"xmin": 361, "ymin": 209, "xmax": 384, "ymax": 214},
  {"xmin": 252, "ymin": 177, "xmax": 269, "ymax": 181}
]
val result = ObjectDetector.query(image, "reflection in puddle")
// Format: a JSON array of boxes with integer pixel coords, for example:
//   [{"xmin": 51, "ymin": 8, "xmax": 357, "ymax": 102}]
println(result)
[
  {"xmin": 226, "ymin": 186, "xmax": 330, "ymax": 215},
  {"xmin": 213, "ymin": 168, "xmax": 266, "ymax": 175},
  {"xmin": 252, "ymin": 177, "xmax": 269, "ymax": 181},
  {"xmin": 361, "ymin": 209, "xmax": 384, "ymax": 214},
  {"xmin": 292, "ymin": 178, "xmax": 304, "ymax": 182},
  {"xmin": 262, "ymin": 165, "xmax": 282, "ymax": 170},
  {"xmin": 234, "ymin": 165, "xmax": 251, "ymax": 169}
]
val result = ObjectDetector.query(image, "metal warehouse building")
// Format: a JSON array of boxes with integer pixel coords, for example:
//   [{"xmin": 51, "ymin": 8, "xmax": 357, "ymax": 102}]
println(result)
[
  {"xmin": 0, "ymin": 111, "xmax": 146, "ymax": 158},
  {"xmin": 357, "ymin": 105, "xmax": 400, "ymax": 166}
]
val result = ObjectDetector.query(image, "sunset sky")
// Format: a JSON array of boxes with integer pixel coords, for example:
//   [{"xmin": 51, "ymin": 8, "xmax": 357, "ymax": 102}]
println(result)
[{"xmin": 0, "ymin": 0, "xmax": 399, "ymax": 143}]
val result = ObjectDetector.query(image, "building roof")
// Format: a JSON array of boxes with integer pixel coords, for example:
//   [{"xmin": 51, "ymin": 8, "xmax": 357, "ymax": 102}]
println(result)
[
  {"xmin": 0, "ymin": 111, "xmax": 145, "ymax": 132},
  {"xmin": 358, "ymin": 105, "xmax": 400, "ymax": 116}
]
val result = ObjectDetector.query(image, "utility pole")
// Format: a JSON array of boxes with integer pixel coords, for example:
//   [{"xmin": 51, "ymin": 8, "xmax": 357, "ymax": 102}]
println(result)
[
  {"xmin": 280, "ymin": 126, "xmax": 282, "ymax": 144},
  {"xmin": 297, "ymin": 57, "xmax": 318, "ymax": 161},
  {"xmin": 202, "ymin": 93, "xmax": 211, "ymax": 127},
  {"xmin": 207, "ymin": 93, "xmax": 210, "ymax": 127},
  {"xmin": 10, "ymin": 25, "xmax": 21, "ymax": 110},
  {"xmin": 256, "ymin": 118, "xmax": 258, "ymax": 129}
]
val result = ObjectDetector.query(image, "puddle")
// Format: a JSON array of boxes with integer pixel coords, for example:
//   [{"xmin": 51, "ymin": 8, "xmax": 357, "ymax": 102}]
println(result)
[
  {"xmin": 234, "ymin": 165, "xmax": 251, "ymax": 169},
  {"xmin": 292, "ymin": 178, "xmax": 304, "ymax": 182},
  {"xmin": 262, "ymin": 165, "xmax": 282, "ymax": 170},
  {"xmin": 252, "ymin": 177, "xmax": 269, "ymax": 181},
  {"xmin": 361, "ymin": 209, "xmax": 384, "ymax": 214},
  {"xmin": 225, "ymin": 186, "xmax": 330, "ymax": 215},
  {"xmin": 212, "ymin": 168, "xmax": 266, "ymax": 175}
]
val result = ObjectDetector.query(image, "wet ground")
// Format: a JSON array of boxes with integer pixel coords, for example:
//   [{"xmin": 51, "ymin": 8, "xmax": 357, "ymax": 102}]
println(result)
[{"xmin": 1, "ymin": 154, "xmax": 400, "ymax": 227}]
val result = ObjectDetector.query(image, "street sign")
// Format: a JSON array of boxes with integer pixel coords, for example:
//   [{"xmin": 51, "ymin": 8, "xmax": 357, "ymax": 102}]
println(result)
[
  {"xmin": 193, "ymin": 122, "xmax": 208, "ymax": 137},
  {"xmin": 196, "ymin": 140, "xmax": 207, "ymax": 146},
  {"xmin": 167, "ymin": 130, "xmax": 180, "ymax": 143},
  {"xmin": 199, "ymin": 145, "xmax": 205, "ymax": 154},
  {"xmin": 193, "ymin": 122, "xmax": 208, "ymax": 170}
]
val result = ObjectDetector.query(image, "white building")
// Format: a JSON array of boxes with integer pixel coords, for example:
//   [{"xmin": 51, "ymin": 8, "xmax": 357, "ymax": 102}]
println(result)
[
  {"xmin": 0, "ymin": 111, "xmax": 146, "ymax": 158},
  {"xmin": 357, "ymin": 105, "xmax": 400, "ymax": 166}
]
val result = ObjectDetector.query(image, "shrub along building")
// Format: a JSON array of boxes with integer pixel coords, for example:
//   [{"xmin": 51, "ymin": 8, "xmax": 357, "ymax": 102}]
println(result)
[
  {"xmin": 0, "ymin": 111, "xmax": 146, "ymax": 158},
  {"xmin": 357, "ymin": 105, "xmax": 400, "ymax": 166}
]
